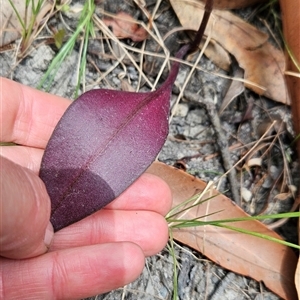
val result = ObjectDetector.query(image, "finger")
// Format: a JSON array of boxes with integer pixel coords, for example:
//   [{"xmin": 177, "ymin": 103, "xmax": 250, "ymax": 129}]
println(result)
[
  {"xmin": 50, "ymin": 209, "xmax": 169, "ymax": 256},
  {"xmin": 107, "ymin": 173, "xmax": 172, "ymax": 215},
  {"xmin": 0, "ymin": 151, "xmax": 172, "ymax": 216},
  {"xmin": 0, "ymin": 145, "xmax": 43, "ymax": 173},
  {"xmin": 0, "ymin": 77, "xmax": 70, "ymax": 148},
  {"xmin": 1, "ymin": 242, "xmax": 144, "ymax": 299},
  {"xmin": 0, "ymin": 151, "xmax": 172, "ymax": 215},
  {"xmin": 0, "ymin": 156, "xmax": 53, "ymax": 259}
]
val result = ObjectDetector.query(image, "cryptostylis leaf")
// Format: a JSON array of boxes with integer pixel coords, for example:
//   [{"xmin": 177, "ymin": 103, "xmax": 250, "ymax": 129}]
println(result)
[
  {"xmin": 40, "ymin": 1, "xmax": 213, "ymax": 232},
  {"xmin": 39, "ymin": 45, "xmax": 187, "ymax": 231}
]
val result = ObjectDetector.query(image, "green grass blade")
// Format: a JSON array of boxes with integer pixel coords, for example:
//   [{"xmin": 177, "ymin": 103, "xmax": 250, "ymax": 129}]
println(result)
[
  {"xmin": 168, "ymin": 211, "xmax": 299, "ymax": 249},
  {"xmin": 168, "ymin": 210, "xmax": 224, "ymax": 226},
  {"xmin": 168, "ymin": 230, "xmax": 179, "ymax": 300},
  {"xmin": 74, "ymin": 18, "xmax": 93, "ymax": 98},
  {"xmin": 213, "ymin": 223, "xmax": 300, "ymax": 250},
  {"xmin": 8, "ymin": 0, "xmax": 25, "ymax": 30},
  {"xmin": 38, "ymin": 0, "xmax": 95, "ymax": 92},
  {"xmin": 191, "ymin": 212, "xmax": 300, "ymax": 224},
  {"xmin": 32, "ymin": 0, "xmax": 44, "ymax": 15},
  {"xmin": 166, "ymin": 191, "xmax": 220, "ymax": 220},
  {"xmin": 169, "ymin": 212, "xmax": 300, "ymax": 228}
]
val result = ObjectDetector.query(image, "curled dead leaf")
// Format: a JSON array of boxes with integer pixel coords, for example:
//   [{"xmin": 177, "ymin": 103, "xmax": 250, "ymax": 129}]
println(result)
[
  {"xmin": 256, "ymin": 115, "xmax": 286, "ymax": 138},
  {"xmin": 274, "ymin": 193, "xmax": 292, "ymax": 201},
  {"xmin": 103, "ymin": 11, "xmax": 148, "ymax": 42},
  {"xmin": 199, "ymin": 38, "xmax": 232, "ymax": 70},
  {"xmin": 247, "ymin": 157, "xmax": 262, "ymax": 167},
  {"xmin": 219, "ymin": 66, "xmax": 245, "ymax": 114}
]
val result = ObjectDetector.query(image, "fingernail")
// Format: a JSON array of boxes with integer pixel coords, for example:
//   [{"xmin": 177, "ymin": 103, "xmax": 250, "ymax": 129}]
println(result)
[{"xmin": 44, "ymin": 222, "xmax": 54, "ymax": 249}]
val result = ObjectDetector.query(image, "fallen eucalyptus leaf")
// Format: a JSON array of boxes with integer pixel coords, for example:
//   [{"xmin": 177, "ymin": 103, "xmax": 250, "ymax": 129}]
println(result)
[
  {"xmin": 198, "ymin": 38, "xmax": 232, "ymax": 70},
  {"xmin": 171, "ymin": 0, "xmax": 289, "ymax": 104},
  {"xmin": 147, "ymin": 161, "xmax": 298, "ymax": 300},
  {"xmin": 103, "ymin": 11, "xmax": 148, "ymax": 42},
  {"xmin": 280, "ymin": 1, "xmax": 300, "ymax": 295}
]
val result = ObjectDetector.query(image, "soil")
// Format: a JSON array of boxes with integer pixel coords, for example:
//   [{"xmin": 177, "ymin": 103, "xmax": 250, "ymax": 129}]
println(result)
[{"xmin": 1, "ymin": 0, "xmax": 298, "ymax": 299}]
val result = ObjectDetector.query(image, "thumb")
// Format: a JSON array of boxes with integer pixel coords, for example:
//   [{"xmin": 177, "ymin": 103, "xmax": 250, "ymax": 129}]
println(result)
[{"xmin": 0, "ymin": 156, "xmax": 53, "ymax": 259}]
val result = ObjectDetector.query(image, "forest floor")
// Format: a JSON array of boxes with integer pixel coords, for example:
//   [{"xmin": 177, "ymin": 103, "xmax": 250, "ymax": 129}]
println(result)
[{"xmin": 1, "ymin": 0, "xmax": 298, "ymax": 299}]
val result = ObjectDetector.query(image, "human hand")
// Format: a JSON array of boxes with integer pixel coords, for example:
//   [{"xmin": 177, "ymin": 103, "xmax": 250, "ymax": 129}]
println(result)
[{"xmin": 0, "ymin": 77, "xmax": 172, "ymax": 299}]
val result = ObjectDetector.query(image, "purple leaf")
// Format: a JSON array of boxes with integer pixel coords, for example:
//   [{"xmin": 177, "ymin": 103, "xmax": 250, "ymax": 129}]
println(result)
[{"xmin": 40, "ymin": 45, "xmax": 190, "ymax": 231}]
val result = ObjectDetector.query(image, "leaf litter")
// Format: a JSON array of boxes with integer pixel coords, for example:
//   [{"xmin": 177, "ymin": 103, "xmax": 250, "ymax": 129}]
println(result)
[
  {"xmin": 170, "ymin": 0, "xmax": 290, "ymax": 104},
  {"xmin": 147, "ymin": 161, "xmax": 298, "ymax": 300},
  {"xmin": 102, "ymin": 11, "xmax": 148, "ymax": 42},
  {"xmin": 1, "ymin": 0, "xmax": 298, "ymax": 300}
]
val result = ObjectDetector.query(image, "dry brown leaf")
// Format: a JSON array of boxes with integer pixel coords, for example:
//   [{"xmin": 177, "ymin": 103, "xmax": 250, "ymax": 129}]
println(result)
[
  {"xmin": 280, "ymin": 0, "xmax": 300, "ymax": 296},
  {"xmin": 274, "ymin": 193, "xmax": 292, "ymax": 201},
  {"xmin": 170, "ymin": 0, "xmax": 289, "ymax": 105},
  {"xmin": 219, "ymin": 66, "xmax": 244, "ymax": 114},
  {"xmin": 204, "ymin": 0, "xmax": 269, "ymax": 9},
  {"xmin": 198, "ymin": 38, "xmax": 232, "ymax": 70},
  {"xmin": 120, "ymin": 78, "xmax": 135, "ymax": 92},
  {"xmin": 103, "ymin": 12, "xmax": 148, "ymax": 42},
  {"xmin": 280, "ymin": 0, "xmax": 300, "ymax": 155},
  {"xmin": 147, "ymin": 161, "xmax": 298, "ymax": 300},
  {"xmin": 247, "ymin": 157, "xmax": 262, "ymax": 167}
]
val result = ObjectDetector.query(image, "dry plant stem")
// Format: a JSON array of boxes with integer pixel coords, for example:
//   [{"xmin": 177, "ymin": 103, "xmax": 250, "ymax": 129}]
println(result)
[
  {"xmin": 93, "ymin": 14, "xmax": 155, "ymax": 89},
  {"xmin": 95, "ymin": 8, "xmax": 170, "ymax": 91},
  {"xmin": 98, "ymin": 41, "xmax": 264, "ymax": 91},
  {"xmin": 184, "ymin": 90, "xmax": 240, "ymax": 206},
  {"xmin": 133, "ymin": 0, "xmax": 171, "ymax": 91}
]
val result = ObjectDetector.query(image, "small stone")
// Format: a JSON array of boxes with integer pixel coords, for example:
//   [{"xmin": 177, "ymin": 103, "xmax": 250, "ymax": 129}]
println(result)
[
  {"xmin": 241, "ymin": 187, "xmax": 252, "ymax": 202},
  {"xmin": 269, "ymin": 165, "xmax": 280, "ymax": 180},
  {"xmin": 174, "ymin": 103, "xmax": 189, "ymax": 117}
]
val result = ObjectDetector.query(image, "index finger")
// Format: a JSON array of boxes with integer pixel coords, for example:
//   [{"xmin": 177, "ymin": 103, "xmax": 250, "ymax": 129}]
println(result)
[{"xmin": 0, "ymin": 77, "xmax": 70, "ymax": 148}]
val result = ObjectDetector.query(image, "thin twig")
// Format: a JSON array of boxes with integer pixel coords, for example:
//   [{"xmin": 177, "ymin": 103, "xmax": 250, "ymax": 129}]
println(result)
[{"xmin": 183, "ymin": 90, "xmax": 241, "ymax": 205}]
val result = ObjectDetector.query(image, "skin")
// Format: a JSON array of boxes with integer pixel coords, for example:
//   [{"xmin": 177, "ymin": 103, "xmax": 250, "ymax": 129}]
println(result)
[{"xmin": 0, "ymin": 77, "xmax": 172, "ymax": 299}]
